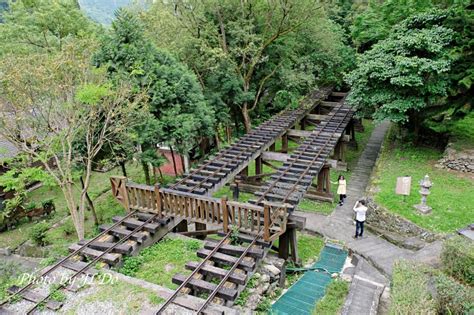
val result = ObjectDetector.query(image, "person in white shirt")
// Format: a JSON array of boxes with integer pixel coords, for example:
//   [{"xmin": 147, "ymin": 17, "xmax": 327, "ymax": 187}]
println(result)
[{"xmin": 353, "ymin": 199, "xmax": 368, "ymax": 238}]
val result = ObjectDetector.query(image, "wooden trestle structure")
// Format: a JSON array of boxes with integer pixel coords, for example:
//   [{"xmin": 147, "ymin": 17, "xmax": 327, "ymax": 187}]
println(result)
[{"xmin": 0, "ymin": 87, "xmax": 354, "ymax": 314}]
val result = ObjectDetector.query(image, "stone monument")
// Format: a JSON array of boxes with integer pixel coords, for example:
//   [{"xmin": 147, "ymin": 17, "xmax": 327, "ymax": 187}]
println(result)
[{"xmin": 414, "ymin": 174, "xmax": 433, "ymax": 214}]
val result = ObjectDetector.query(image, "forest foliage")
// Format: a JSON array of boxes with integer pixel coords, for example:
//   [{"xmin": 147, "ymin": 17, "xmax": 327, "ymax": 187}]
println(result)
[{"xmin": 0, "ymin": 0, "xmax": 472, "ymax": 238}]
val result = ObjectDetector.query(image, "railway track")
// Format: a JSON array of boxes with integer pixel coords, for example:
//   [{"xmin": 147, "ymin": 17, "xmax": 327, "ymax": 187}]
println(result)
[
  {"xmin": 169, "ymin": 87, "xmax": 334, "ymax": 196},
  {"xmin": 252, "ymin": 95, "xmax": 354, "ymax": 208},
  {"xmin": 0, "ymin": 211, "xmax": 175, "ymax": 314},
  {"xmin": 157, "ymin": 91, "xmax": 354, "ymax": 314},
  {"xmin": 156, "ymin": 229, "xmax": 271, "ymax": 314}
]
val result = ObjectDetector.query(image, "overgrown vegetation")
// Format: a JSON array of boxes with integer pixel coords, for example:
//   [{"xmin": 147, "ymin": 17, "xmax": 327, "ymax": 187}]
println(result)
[
  {"xmin": 312, "ymin": 279, "xmax": 349, "ymax": 315},
  {"xmin": 391, "ymin": 238, "xmax": 474, "ymax": 315},
  {"xmin": 390, "ymin": 261, "xmax": 437, "ymax": 314},
  {"xmin": 120, "ymin": 236, "xmax": 203, "ymax": 289},
  {"xmin": 441, "ymin": 236, "xmax": 474, "ymax": 285},
  {"xmin": 28, "ymin": 221, "xmax": 50, "ymax": 246}
]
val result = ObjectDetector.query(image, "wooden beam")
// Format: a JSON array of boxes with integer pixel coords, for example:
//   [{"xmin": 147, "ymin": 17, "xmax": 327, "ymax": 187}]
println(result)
[
  {"xmin": 185, "ymin": 261, "xmax": 247, "ymax": 285},
  {"xmin": 179, "ymin": 229, "xmax": 220, "ymax": 237},
  {"xmin": 287, "ymin": 129, "xmax": 313, "ymax": 138},
  {"xmin": 172, "ymin": 274, "xmax": 238, "ymax": 301},
  {"xmin": 196, "ymin": 249, "xmax": 255, "ymax": 271},
  {"xmin": 204, "ymin": 241, "xmax": 264, "ymax": 258},
  {"xmin": 261, "ymin": 151, "xmax": 290, "ymax": 162},
  {"xmin": 306, "ymin": 114, "xmax": 327, "ymax": 121},
  {"xmin": 331, "ymin": 91, "xmax": 347, "ymax": 97},
  {"xmin": 321, "ymin": 101, "xmax": 340, "ymax": 107}
]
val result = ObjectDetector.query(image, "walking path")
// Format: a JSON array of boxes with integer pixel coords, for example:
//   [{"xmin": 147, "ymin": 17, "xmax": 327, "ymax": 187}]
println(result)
[{"xmin": 295, "ymin": 121, "xmax": 442, "ymax": 314}]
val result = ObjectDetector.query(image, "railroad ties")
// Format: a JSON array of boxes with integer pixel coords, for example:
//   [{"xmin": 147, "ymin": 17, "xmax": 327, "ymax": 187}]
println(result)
[
  {"xmin": 0, "ymin": 212, "xmax": 176, "ymax": 313},
  {"xmin": 169, "ymin": 87, "xmax": 334, "ymax": 196},
  {"xmin": 157, "ymin": 232, "xmax": 271, "ymax": 314},
  {"xmin": 251, "ymin": 93, "xmax": 354, "ymax": 208}
]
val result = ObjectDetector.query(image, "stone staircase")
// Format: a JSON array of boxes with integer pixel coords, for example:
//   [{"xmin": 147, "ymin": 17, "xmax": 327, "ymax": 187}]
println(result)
[{"xmin": 342, "ymin": 255, "xmax": 387, "ymax": 315}]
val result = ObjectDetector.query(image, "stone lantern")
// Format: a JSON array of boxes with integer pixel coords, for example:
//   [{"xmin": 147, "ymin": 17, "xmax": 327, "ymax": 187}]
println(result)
[{"xmin": 414, "ymin": 174, "xmax": 433, "ymax": 214}]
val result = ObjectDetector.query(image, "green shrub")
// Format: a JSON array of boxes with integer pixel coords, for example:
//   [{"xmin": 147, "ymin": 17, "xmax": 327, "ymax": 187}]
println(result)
[
  {"xmin": 61, "ymin": 220, "xmax": 75, "ymax": 236},
  {"xmin": 29, "ymin": 221, "xmax": 50, "ymax": 246},
  {"xmin": 434, "ymin": 273, "xmax": 474, "ymax": 315},
  {"xmin": 24, "ymin": 202, "xmax": 37, "ymax": 211},
  {"xmin": 390, "ymin": 261, "xmax": 436, "ymax": 315},
  {"xmin": 441, "ymin": 236, "xmax": 474, "ymax": 285}
]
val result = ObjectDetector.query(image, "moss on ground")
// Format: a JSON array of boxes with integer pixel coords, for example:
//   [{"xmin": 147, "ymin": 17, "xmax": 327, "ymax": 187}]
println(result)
[{"xmin": 119, "ymin": 236, "xmax": 203, "ymax": 289}]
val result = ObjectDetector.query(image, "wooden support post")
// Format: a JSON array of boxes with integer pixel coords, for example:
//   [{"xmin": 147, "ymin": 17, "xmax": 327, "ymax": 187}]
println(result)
[
  {"xmin": 195, "ymin": 222, "xmax": 207, "ymax": 240},
  {"xmin": 269, "ymin": 142, "xmax": 276, "ymax": 152},
  {"xmin": 222, "ymin": 196, "xmax": 229, "ymax": 233},
  {"xmin": 324, "ymin": 166, "xmax": 331, "ymax": 193},
  {"xmin": 263, "ymin": 204, "xmax": 270, "ymax": 242},
  {"xmin": 300, "ymin": 118, "xmax": 306, "ymax": 130},
  {"xmin": 154, "ymin": 184, "xmax": 162, "ymax": 217},
  {"xmin": 340, "ymin": 141, "xmax": 347, "ymax": 162},
  {"xmin": 281, "ymin": 133, "xmax": 288, "ymax": 153},
  {"xmin": 240, "ymin": 166, "xmax": 248, "ymax": 177},
  {"xmin": 289, "ymin": 227, "xmax": 300, "ymax": 265},
  {"xmin": 317, "ymin": 170, "xmax": 325, "ymax": 192},
  {"xmin": 174, "ymin": 220, "xmax": 188, "ymax": 233},
  {"xmin": 255, "ymin": 155, "xmax": 262, "ymax": 182},
  {"xmin": 232, "ymin": 181, "xmax": 240, "ymax": 201},
  {"xmin": 278, "ymin": 230, "xmax": 289, "ymax": 260}
]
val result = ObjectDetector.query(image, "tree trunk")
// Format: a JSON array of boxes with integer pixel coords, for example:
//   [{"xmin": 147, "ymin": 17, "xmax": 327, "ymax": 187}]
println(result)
[
  {"xmin": 63, "ymin": 185, "xmax": 84, "ymax": 240},
  {"xmin": 181, "ymin": 153, "xmax": 187, "ymax": 174},
  {"xmin": 158, "ymin": 167, "xmax": 164, "ymax": 182},
  {"xmin": 153, "ymin": 166, "xmax": 158, "ymax": 184},
  {"xmin": 169, "ymin": 146, "xmax": 178, "ymax": 176},
  {"xmin": 119, "ymin": 161, "xmax": 127, "ymax": 177},
  {"xmin": 242, "ymin": 103, "xmax": 252, "ymax": 133},
  {"xmin": 80, "ymin": 176, "xmax": 98, "ymax": 226},
  {"xmin": 142, "ymin": 161, "xmax": 151, "ymax": 185}
]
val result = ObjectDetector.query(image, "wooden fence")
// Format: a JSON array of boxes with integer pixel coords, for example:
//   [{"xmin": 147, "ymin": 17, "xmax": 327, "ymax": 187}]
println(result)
[{"xmin": 110, "ymin": 176, "xmax": 287, "ymax": 242}]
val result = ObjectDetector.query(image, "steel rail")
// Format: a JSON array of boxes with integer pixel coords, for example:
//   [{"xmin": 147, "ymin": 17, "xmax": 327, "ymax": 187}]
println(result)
[
  {"xmin": 155, "ymin": 231, "xmax": 232, "ymax": 314},
  {"xmin": 25, "ymin": 212, "xmax": 164, "ymax": 314},
  {"xmin": 169, "ymin": 111, "xmax": 296, "ymax": 194},
  {"xmin": 278, "ymin": 107, "xmax": 353, "ymax": 204},
  {"xmin": 169, "ymin": 88, "xmax": 331, "ymax": 194},
  {"xmin": 197, "ymin": 233, "xmax": 260, "ymax": 314},
  {"xmin": 0, "ymin": 209, "xmax": 139, "ymax": 308},
  {"xmin": 254, "ymin": 104, "xmax": 350, "ymax": 204}
]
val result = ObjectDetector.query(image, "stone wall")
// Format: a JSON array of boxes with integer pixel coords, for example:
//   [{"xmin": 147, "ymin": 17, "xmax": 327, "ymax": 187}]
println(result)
[
  {"xmin": 365, "ymin": 199, "xmax": 440, "ymax": 250},
  {"xmin": 436, "ymin": 145, "xmax": 474, "ymax": 173}
]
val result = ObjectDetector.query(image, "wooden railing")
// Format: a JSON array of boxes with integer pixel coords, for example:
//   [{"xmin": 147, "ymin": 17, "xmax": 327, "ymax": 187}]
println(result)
[{"xmin": 110, "ymin": 176, "xmax": 287, "ymax": 242}]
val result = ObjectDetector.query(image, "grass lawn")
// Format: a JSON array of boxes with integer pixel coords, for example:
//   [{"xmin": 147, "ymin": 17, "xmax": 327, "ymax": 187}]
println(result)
[
  {"xmin": 312, "ymin": 279, "xmax": 349, "ymax": 315},
  {"xmin": 373, "ymin": 137, "xmax": 474, "ymax": 233},
  {"xmin": 298, "ymin": 119, "xmax": 375, "ymax": 214},
  {"xmin": 119, "ymin": 236, "xmax": 203, "ymax": 289},
  {"xmin": 0, "ymin": 162, "xmax": 146, "ymax": 252}
]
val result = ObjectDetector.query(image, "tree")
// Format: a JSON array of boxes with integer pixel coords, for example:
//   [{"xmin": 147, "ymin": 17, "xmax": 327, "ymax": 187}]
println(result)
[
  {"xmin": 349, "ymin": 0, "xmax": 462, "ymax": 52},
  {"xmin": 0, "ymin": 0, "xmax": 97, "ymax": 55},
  {"xmin": 0, "ymin": 40, "xmax": 145, "ymax": 239},
  {"xmin": 143, "ymin": 0, "xmax": 349, "ymax": 132},
  {"xmin": 346, "ymin": 10, "xmax": 455, "ymax": 139},
  {"xmin": 94, "ymin": 9, "xmax": 215, "ymax": 183}
]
